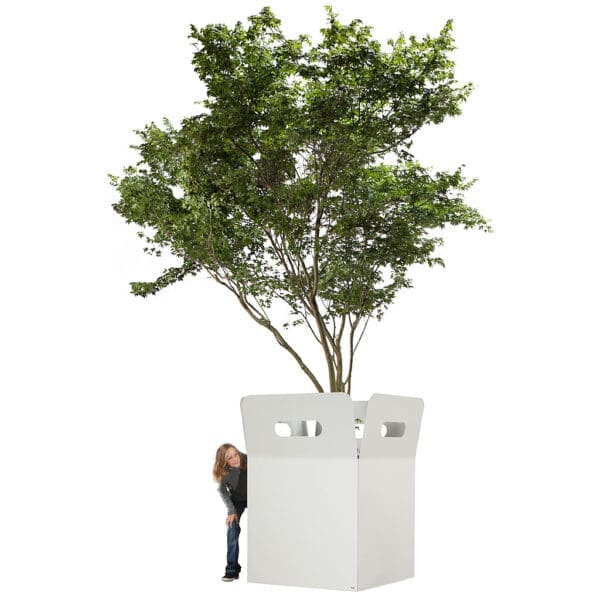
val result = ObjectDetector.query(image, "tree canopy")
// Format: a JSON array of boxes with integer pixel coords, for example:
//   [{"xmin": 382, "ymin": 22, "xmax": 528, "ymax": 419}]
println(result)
[{"xmin": 111, "ymin": 6, "xmax": 491, "ymax": 393}]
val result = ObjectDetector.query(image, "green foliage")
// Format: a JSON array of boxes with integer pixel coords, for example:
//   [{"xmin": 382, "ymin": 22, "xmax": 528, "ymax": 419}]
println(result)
[{"xmin": 110, "ymin": 7, "xmax": 490, "ymax": 391}]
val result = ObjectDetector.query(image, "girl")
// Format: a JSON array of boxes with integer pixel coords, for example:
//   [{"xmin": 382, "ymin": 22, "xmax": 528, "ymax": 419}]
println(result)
[{"xmin": 213, "ymin": 443, "xmax": 248, "ymax": 582}]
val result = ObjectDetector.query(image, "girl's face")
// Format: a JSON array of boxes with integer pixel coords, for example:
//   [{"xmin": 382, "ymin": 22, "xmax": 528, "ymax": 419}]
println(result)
[{"xmin": 225, "ymin": 448, "xmax": 240, "ymax": 468}]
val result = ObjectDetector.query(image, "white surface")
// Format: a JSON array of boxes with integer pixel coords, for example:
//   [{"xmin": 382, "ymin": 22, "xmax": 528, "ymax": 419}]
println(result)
[
  {"xmin": 241, "ymin": 393, "xmax": 423, "ymax": 591},
  {"xmin": 358, "ymin": 394, "xmax": 424, "ymax": 590},
  {"xmin": 1, "ymin": 1, "xmax": 599, "ymax": 599},
  {"xmin": 242, "ymin": 394, "xmax": 358, "ymax": 590}
]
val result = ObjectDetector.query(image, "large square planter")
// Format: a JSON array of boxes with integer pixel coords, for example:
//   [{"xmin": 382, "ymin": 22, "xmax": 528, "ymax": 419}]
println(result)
[{"xmin": 240, "ymin": 392, "xmax": 424, "ymax": 591}]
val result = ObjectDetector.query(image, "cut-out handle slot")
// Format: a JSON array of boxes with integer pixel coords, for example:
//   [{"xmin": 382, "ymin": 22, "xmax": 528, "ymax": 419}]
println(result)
[
  {"xmin": 274, "ymin": 420, "xmax": 323, "ymax": 437},
  {"xmin": 380, "ymin": 422, "xmax": 406, "ymax": 438}
]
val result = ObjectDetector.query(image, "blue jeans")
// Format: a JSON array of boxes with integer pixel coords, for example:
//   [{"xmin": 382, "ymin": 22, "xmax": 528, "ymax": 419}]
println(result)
[{"xmin": 225, "ymin": 502, "xmax": 246, "ymax": 577}]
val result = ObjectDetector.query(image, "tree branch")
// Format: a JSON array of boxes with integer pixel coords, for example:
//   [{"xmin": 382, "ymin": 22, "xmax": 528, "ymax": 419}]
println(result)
[{"xmin": 206, "ymin": 268, "xmax": 324, "ymax": 392}]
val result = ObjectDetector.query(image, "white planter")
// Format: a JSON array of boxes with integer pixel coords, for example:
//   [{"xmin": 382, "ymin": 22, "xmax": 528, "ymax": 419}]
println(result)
[{"xmin": 240, "ymin": 392, "xmax": 424, "ymax": 591}]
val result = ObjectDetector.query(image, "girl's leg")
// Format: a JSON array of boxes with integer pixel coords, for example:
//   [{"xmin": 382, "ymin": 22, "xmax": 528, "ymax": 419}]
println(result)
[
  {"xmin": 225, "ymin": 504, "xmax": 245, "ymax": 577},
  {"xmin": 225, "ymin": 519, "xmax": 241, "ymax": 577}
]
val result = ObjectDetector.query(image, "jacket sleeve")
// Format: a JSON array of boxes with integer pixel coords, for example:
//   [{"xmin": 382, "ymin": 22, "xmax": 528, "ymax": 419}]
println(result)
[{"xmin": 217, "ymin": 481, "xmax": 236, "ymax": 515}]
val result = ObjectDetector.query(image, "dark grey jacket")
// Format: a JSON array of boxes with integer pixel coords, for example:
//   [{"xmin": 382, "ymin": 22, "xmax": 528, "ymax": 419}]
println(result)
[{"xmin": 217, "ymin": 465, "xmax": 247, "ymax": 515}]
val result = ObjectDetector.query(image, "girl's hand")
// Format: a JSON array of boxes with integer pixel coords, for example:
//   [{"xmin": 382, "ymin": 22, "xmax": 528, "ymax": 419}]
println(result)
[{"xmin": 226, "ymin": 513, "xmax": 239, "ymax": 527}]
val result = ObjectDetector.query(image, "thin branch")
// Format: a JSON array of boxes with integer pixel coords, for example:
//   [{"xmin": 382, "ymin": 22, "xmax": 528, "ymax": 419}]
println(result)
[
  {"xmin": 353, "ymin": 314, "xmax": 371, "ymax": 354},
  {"xmin": 334, "ymin": 313, "xmax": 346, "ymax": 391},
  {"xmin": 206, "ymin": 268, "xmax": 324, "ymax": 392},
  {"xmin": 265, "ymin": 229, "xmax": 329, "ymax": 351},
  {"xmin": 299, "ymin": 306, "xmax": 322, "ymax": 344},
  {"xmin": 343, "ymin": 315, "xmax": 359, "ymax": 386},
  {"xmin": 203, "ymin": 223, "xmax": 323, "ymax": 391},
  {"xmin": 270, "ymin": 289, "xmax": 321, "ymax": 345}
]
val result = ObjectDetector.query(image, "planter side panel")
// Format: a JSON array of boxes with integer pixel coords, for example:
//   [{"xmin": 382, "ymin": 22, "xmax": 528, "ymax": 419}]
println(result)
[
  {"xmin": 248, "ymin": 456, "xmax": 357, "ymax": 590},
  {"xmin": 358, "ymin": 394, "xmax": 423, "ymax": 590},
  {"xmin": 358, "ymin": 457, "xmax": 416, "ymax": 589},
  {"xmin": 241, "ymin": 394, "xmax": 358, "ymax": 591}
]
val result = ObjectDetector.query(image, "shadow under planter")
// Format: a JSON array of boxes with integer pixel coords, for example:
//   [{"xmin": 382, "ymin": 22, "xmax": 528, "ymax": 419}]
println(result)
[{"xmin": 240, "ymin": 392, "xmax": 424, "ymax": 591}]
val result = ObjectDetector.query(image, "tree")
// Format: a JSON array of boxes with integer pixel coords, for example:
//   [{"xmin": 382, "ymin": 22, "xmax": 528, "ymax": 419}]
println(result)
[{"xmin": 110, "ymin": 6, "xmax": 491, "ymax": 394}]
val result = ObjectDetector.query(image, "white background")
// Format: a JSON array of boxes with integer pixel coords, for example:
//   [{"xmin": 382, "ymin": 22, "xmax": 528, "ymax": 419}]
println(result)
[{"xmin": 1, "ymin": 0, "xmax": 598, "ymax": 598}]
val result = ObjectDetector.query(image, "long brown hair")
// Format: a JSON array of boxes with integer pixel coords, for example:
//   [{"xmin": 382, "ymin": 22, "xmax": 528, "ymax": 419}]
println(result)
[{"xmin": 213, "ymin": 443, "xmax": 247, "ymax": 481}]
